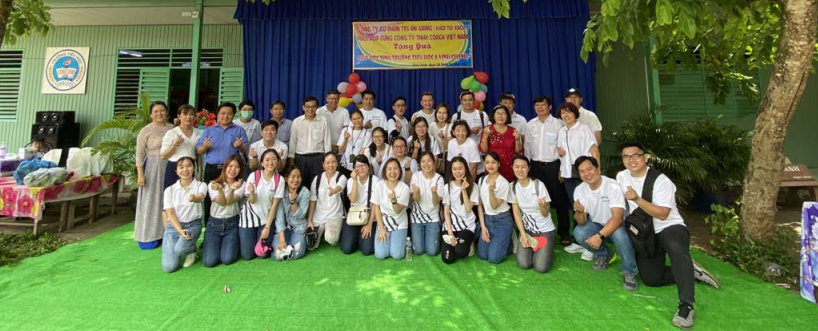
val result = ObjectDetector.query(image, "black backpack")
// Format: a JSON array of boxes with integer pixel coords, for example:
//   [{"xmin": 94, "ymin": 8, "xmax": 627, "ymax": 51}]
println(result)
[{"xmin": 623, "ymin": 169, "xmax": 660, "ymax": 258}]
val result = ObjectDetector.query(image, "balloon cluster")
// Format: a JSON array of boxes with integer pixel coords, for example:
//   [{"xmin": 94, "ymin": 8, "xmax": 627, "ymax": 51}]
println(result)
[
  {"xmin": 460, "ymin": 71, "xmax": 489, "ymax": 110},
  {"xmin": 337, "ymin": 73, "xmax": 367, "ymax": 109}
]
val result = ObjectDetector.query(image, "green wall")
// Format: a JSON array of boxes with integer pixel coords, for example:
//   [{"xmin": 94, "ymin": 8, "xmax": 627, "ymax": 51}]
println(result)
[{"xmin": 0, "ymin": 24, "xmax": 242, "ymax": 150}]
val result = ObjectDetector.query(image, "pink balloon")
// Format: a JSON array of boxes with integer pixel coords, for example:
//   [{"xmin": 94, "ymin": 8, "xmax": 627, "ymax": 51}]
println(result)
[
  {"xmin": 474, "ymin": 90, "xmax": 486, "ymax": 102},
  {"xmin": 356, "ymin": 81, "xmax": 367, "ymax": 92}
]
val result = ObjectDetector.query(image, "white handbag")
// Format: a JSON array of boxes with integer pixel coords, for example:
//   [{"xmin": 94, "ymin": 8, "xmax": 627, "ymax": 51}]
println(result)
[{"xmin": 345, "ymin": 175, "xmax": 373, "ymax": 226}]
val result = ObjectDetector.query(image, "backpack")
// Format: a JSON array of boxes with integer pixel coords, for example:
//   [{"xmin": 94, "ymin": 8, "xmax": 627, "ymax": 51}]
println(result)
[
  {"xmin": 240, "ymin": 170, "xmax": 281, "ymax": 228},
  {"xmin": 312, "ymin": 172, "xmax": 348, "ymax": 217},
  {"xmin": 455, "ymin": 109, "xmax": 486, "ymax": 128},
  {"xmin": 623, "ymin": 169, "xmax": 661, "ymax": 257}
]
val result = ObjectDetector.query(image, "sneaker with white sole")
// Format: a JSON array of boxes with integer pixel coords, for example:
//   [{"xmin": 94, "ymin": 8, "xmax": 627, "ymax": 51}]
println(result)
[
  {"xmin": 692, "ymin": 260, "xmax": 721, "ymax": 289},
  {"xmin": 182, "ymin": 252, "xmax": 197, "ymax": 268},
  {"xmin": 623, "ymin": 272, "xmax": 638, "ymax": 291},
  {"xmin": 672, "ymin": 303, "xmax": 695, "ymax": 329},
  {"xmin": 564, "ymin": 243, "xmax": 585, "ymax": 254},
  {"xmin": 581, "ymin": 249, "xmax": 595, "ymax": 261}
]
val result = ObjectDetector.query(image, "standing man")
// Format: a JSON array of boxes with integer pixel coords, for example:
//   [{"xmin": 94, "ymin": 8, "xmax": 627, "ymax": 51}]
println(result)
[
  {"xmin": 289, "ymin": 96, "xmax": 332, "ymax": 187},
  {"xmin": 196, "ymin": 102, "xmax": 249, "ymax": 221},
  {"xmin": 234, "ymin": 100, "xmax": 262, "ymax": 144},
  {"xmin": 269, "ymin": 100, "xmax": 292, "ymax": 144},
  {"xmin": 410, "ymin": 91, "xmax": 436, "ymax": 135},
  {"xmin": 499, "ymin": 92, "xmax": 528, "ymax": 142},
  {"xmin": 524, "ymin": 95, "xmax": 571, "ymax": 246},
  {"xmin": 450, "ymin": 91, "xmax": 489, "ymax": 144},
  {"xmin": 317, "ymin": 89, "xmax": 350, "ymax": 155},
  {"xmin": 565, "ymin": 88, "xmax": 602, "ymax": 144},
  {"xmin": 616, "ymin": 142, "xmax": 720, "ymax": 329},
  {"xmin": 571, "ymin": 155, "xmax": 638, "ymax": 291},
  {"xmin": 359, "ymin": 89, "xmax": 387, "ymax": 133}
]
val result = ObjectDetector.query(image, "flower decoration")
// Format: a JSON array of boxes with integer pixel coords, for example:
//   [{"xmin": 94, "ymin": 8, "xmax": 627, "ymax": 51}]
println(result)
[{"xmin": 194, "ymin": 109, "xmax": 217, "ymax": 127}]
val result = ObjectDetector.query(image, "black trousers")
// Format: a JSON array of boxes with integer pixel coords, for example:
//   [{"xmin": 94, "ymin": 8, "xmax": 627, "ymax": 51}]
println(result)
[
  {"xmin": 531, "ymin": 160, "xmax": 571, "ymax": 240},
  {"xmin": 202, "ymin": 163, "xmax": 223, "ymax": 224},
  {"xmin": 295, "ymin": 153, "xmax": 325, "ymax": 189},
  {"xmin": 442, "ymin": 230, "xmax": 475, "ymax": 264},
  {"xmin": 636, "ymin": 224, "xmax": 696, "ymax": 305},
  {"xmin": 339, "ymin": 221, "xmax": 375, "ymax": 256}
]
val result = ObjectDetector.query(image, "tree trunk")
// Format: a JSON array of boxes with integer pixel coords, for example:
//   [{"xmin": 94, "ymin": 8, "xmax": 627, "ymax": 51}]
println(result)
[
  {"xmin": 0, "ymin": 0, "xmax": 12, "ymax": 51},
  {"xmin": 740, "ymin": 0, "xmax": 818, "ymax": 243}
]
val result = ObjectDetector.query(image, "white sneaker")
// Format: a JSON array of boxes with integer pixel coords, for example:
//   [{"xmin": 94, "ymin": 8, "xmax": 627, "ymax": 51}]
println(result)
[
  {"xmin": 182, "ymin": 253, "xmax": 197, "ymax": 268},
  {"xmin": 581, "ymin": 249, "xmax": 595, "ymax": 261},
  {"xmin": 564, "ymin": 243, "xmax": 585, "ymax": 254}
]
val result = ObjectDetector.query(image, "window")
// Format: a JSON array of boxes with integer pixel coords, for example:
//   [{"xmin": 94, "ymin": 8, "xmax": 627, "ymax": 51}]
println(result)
[
  {"xmin": 0, "ymin": 50, "xmax": 23, "ymax": 121},
  {"xmin": 658, "ymin": 65, "xmax": 759, "ymax": 121}
]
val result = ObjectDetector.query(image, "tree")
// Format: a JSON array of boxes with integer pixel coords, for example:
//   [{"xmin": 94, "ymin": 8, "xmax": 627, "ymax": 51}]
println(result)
[
  {"xmin": 579, "ymin": 0, "xmax": 817, "ymax": 243},
  {"xmin": 0, "ymin": 0, "xmax": 52, "ymax": 51}
]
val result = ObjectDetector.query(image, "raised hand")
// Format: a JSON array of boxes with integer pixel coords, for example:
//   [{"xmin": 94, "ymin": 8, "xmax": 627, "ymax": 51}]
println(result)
[
  {"xmin": 364, "ymin": 120, "xmax": 373, "ymax": 129},
  {"xmin": 233, "ymin": 137, "xmax": 243, "ymax": 148},
  {"xmin": 344, "ymin": 130, "xmax": 351, "ymax": 140},
  {"xmin": 574, "ymin": 199, "xmax": 585, "ymax": 213},
  {"xmin": 460, "ymin": 180, "xmax": 469, "ymax": 190},
  {"xmin": 203, "ymin": 137, "xmax": 213, "ymax": 149},
  {"xmin": 211, "ymin": 182, "xmax": 223, "ymax": 191},
  {"xmin": 189, "ymin": 194, "xmax": 196, "ymax": 202},
  {"xmin": 246, "ymin": 182, "xmax": 255, "ymax": 194},
  {"xmin": 411, "ymin": 184, "xmax": 420, "ymax": 195},
  {"xmin": 395, "ymin": 120, "xmax": 402, "ymax": 132},
  {"xmin": 173, "ymin": 135, "xmax": 184, "ymax": 147},
  {"xmin": 625, "ymin": 186, "xmax": 640, "ymax": 201},
  {"xmin": 230, "ymin": 179, "xmax": 244, "ymax": 190},
  {"xmin": 537, "ymin": 196, "xmax": 548, "ymax": 206},
  {"xmin": 249, "ymin": 148, "xmax": 258, "ymax": 159},
  {"xmin": 513, "ymin": 129, "xmax": 521, "ymax": 140},
  {"xmin": 388, "ymin": 189, "xmax": 396, "ymax": 201}
]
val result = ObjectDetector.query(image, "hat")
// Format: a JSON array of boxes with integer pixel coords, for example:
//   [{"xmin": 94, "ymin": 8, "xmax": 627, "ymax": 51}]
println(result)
[
  {"xmin": 254, "ymin": 238, "xmax": 272, "ymax": 257},
  {"xmin": 565, "ymin": 88, "xmax": 582, "ymax": 98}
]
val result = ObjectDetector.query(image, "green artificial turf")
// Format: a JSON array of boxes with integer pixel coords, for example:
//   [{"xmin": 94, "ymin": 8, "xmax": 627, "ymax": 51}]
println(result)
[{"xmin": 1, "ymin": 223, "xmax": 816, "ymax": 331}]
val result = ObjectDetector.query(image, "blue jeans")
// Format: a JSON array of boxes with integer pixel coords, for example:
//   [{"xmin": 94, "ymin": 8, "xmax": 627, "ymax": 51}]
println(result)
[
  {"xmin": 573, "ymin": 221, "xmax": 638, "ymax": 275},
  {"xmin": 202, "ymin": 215, "xmax": 239, "ymax": 268},
  {"xmin": 161, "ymin": 221, "xmax": 202, "ymax": 273},
  {"xmin": 271, "ymin": 229, "xmax": 307, "ymax": 261},
  {"xmin": 477, "ymin": 211, "xmax": 514, "ymax": 264},
  {"xmin": 238, "ymin": 225, "xmax": 265, "ymax": 261},
  {"xmin": 374, "ymin": 228, "xmax": 409, "ymax": 260},
  {"xmin": 410, "ymin": 222, "xmax": 441, "ymax": 256}
]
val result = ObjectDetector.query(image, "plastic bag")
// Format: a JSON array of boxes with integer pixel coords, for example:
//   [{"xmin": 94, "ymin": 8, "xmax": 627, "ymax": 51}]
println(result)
[
  {"xmin": 23, "ymin": 167, "xmax": 69, "ymax": 187},
  {"xmin": 13, "ymin": 159, "xmax": 57, "ymax": 184}
]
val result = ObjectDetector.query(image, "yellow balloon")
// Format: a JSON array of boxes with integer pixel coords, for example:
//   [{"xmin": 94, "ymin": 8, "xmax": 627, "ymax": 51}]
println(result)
[
  {"xmin": 356, "ymin": 103, "xmax": 364, "ymax": 109},
  {"xmin": 339, "ymin": 97, "xmax": 352, "ymax": 108}
]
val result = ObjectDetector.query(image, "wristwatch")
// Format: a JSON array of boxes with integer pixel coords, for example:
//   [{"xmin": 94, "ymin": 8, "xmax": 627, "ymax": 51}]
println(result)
[
  {"xmin": 597, "ymin": 232, "xmax": 606, "ymax": 241},
  {"xmin": 391, "ymin": 199, "xmax": 398, "ymax": 204}
]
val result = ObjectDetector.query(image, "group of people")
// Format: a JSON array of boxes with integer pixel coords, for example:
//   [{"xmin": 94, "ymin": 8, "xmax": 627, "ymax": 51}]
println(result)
[{"xmin": 134, "ymin": 88, "xmax": 720, "ymax": 329}]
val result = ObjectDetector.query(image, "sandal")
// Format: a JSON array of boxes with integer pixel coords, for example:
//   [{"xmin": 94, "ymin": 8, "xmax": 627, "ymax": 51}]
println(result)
[{"xmin": 560, "ymin": 238, "xmax": 571, "ymax": 246}]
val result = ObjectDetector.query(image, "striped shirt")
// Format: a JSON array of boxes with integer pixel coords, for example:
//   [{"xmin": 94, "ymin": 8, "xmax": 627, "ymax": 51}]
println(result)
[
  {"xmin": 410, "ymin": 172, "xmax": 444, "ymax": 224},
  {"xmin": 371, "ymin": 181, "xmax": 410, "ymax": 232},
  {"xmin": 510, "ymin": 179, "xmax": 554, "ymax": 234},
  {"xmin": 442, "ymin": 182, "xmax": 479, "ymax": 232}
]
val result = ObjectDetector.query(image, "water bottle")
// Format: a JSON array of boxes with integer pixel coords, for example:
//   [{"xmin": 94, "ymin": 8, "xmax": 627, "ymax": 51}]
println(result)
[
  {"xmin": 405, "ymin": 237, "xmax": 412, "ymax": 262},
  {"xmin": 0, "ymin": 142, "xmax": 6, "ymax": 159}
]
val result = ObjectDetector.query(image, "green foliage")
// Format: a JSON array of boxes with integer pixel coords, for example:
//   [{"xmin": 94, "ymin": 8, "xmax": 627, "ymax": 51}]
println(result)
[
  {"xmin": 704, "ymin": 204, "xmax": 799, "ymax": 285},
  {"xmin": 581, "ymin": 0, "xmax": 816, "ymax": 104},
  {"xmin": 81, "ymin": 93, "xmax": 152, "ymax": 187},
  {"xmin": 3, "ymin": 0, "xmax": 52, "ymax": 46},
  {"xmin": 606, "ymin": 115, "xmax": 751, "ymax": 204},
  {"xmin": 0, "ymin": 231, "xmax": 67, "ymax": 267}
]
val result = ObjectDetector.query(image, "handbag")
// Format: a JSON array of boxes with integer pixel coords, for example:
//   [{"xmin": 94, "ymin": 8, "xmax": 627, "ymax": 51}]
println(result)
[
  {"xmin": 346, "ymin": 174, "xmax": 373, "ymax": 226},
  {"xmin": 623, "ymin": 168, "xmax": 660, "ymax": 258}
]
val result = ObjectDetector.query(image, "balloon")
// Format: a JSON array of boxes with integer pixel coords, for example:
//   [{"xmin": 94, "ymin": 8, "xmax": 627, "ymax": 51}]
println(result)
[
  {"xmin": 345, "ymin": 84, "xmax": 358, "ymax": 96},
  {"xmin": 480, "ymin": 84, "xmax": 488, "ymax": 93},
  {"xmin": 341, "ymin": 92, "xmax": 351, "ymax": 98},
  {"xmin": 460, "ymin": 75, "xmax": 474, "ymax": 90},
  {"xmin": 337, "ymin": 82, "xmax": 350, "ymax": 93},
  {"xmin": 349, "ymin": 73, "xmax": 361, "ymax": 84},
  {"xmin": 474, "ymin": 71, "xmax": 489, "ymax": 84},
  {"xmin": 478, "ymin": 101, "xmax": 484, "ymax": 111},
  {"xmin": 356, "ymin": 81, "xmax": 367, "ymax": 92},
  {"xmin": 474, "ymin": 91, "xmax": 486, "ymax": 102},
  {"xmin": 339, "ymin": 97, "xmax": 352, "ymax": 108},
  {"xmin": 469, "ymin": 79, "xmax": 481, "ymax": 92},
  {"xmin": 352, "ymin": 93, "xmax": 363, "ymax": 104},
  {"xmin": 474, "ymin": 100, "xmax": 482, "ymax": 110},
  {"xmin": 355, "ymin": 103, "xmax": 364, "ymax": 109}
]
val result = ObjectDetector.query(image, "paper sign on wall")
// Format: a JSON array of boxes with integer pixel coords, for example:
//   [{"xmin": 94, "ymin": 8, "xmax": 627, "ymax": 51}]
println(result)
[{"xmin": 41, "ymin": 47, "xmax": 90, "ymax": 94}]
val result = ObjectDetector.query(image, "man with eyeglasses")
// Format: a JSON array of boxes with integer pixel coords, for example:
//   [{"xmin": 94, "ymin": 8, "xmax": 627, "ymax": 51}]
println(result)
[
  {"xmin": 615, "ymin": 142, "xmax": 720, "ymax": 329},
  {"xmin": 289, "ymin": 96, "xmax": 332, "ymax": 188}
]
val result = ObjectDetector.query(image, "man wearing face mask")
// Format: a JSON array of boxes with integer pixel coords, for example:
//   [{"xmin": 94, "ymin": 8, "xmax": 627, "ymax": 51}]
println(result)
[{"xmin": 234, "ymin": 100, "xmax": 262, "ymax": 145}]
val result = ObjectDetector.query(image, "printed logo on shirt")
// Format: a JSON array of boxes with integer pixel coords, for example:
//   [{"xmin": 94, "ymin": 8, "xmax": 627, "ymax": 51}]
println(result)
[{"xmin": 601, "ymin": 196, "xmax": 610, "ymax": 204}]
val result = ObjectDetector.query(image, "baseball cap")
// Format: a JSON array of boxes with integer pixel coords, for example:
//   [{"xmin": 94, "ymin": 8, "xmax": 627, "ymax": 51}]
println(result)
[{"xmin": 565, "ymin": 88, "xmax": 582, "ymax": 98}]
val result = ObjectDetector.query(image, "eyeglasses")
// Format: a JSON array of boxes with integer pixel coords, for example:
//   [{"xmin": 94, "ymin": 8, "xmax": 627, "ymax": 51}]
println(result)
[
  {"xmin": 393, "ymin": 145, "xmax": 407, "ymax": 149},
  {"xmin": 354, "ymin": 164, "xmax": 368, "ymax": 169},
  {"xmin": 394, "ymin": 104, "xmax": 407, "ymax": 108},
  {"xmin": 621, "ymin": 153, "xmax": 645, "ymax": 161}
]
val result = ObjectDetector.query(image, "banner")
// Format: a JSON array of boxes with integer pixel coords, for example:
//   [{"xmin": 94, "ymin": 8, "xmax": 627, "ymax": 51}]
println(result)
[
  {"xmin": 802, "ymin": 202, "xmax": 818, "ymax": 304},
  {"xmin": 41, "ymin": 47, "xmax": 90, "ymax": 94},
  {"xmin": 352, "ymin": 21, "xmax": 472, "ymax": 70}
]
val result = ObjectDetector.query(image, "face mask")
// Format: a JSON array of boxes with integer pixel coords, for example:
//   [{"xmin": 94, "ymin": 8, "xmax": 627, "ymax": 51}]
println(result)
[{"xmin": 239, "ymin": 110, "xmax": 253, "ymax": 120}]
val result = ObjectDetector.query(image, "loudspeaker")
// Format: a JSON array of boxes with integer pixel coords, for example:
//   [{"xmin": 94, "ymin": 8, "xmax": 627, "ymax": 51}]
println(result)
[
  {"xmin": 35, "ymin": 111, "xmax": 76, "ymax": 124},
  {"xmin": 31, "ymin": 123, "xmax": 80, "ymax": 166}
]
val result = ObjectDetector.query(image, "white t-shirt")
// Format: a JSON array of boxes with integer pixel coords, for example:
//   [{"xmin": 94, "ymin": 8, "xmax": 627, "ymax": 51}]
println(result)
[
  {"xmin": 447, "ymin": 138, "xmax": 482, "ymax": 174},
  {"xmin": 574, "ymin": 176, "xmax": 626, "ymax": 226},
  {"xmin": 429, "ymin": 122, "xmax": 452, "ymax": 145},
  {"xmin": 412, "ymin": 109, "xmax": 436, "ymax": 125},
  {"xmin": 369, "ymin": 145, "xmax": 393, "ymax": 179},
  {"xmin": 510, "ymin": 179, "xmax": 554, "ymax": 234},
  {"xmin": 347, "ymin": 175, "xmax": 381, "ymax": 208},
  {"xmin": 557, "ymin": 122, "xmax": 597, "ymax": 178},
  {"xmin": 616, "ymin": 169, "xmax": 686, "ymax": 233},
  {"xmin": 387, "ymin": 116, "xmax": 410, "ymax": 141},
  {"xmin": 233, "ymin": 119, "xmax": 262, "ymax": 144},
  {"xmin": 160, "ymin": 127, "xmax": 202, "ymax": 162},
  {"xmin": 208, "ymin": 181, "xmax": 247, "ymax": 219},
  {"xmin": 309, "ymin": 172, "xmax": 347, "ymax": 225},
  {"xmin": 360, "ymin": 108, "xmax": 388, "ymax": 133},
  {"xmin": 371, "ymin": 181, "xmax": 411, "ymax": 231},
  {"xmin": 163, "ymin": 179, "xmax": 207, "ymax": 223},
  {"xmin": 249, "ymin": 139, "xmax": 289, "ymax": 162},
  {"xmin": 410, "ymin": 172, "xmax": 444, "ymax": 223},
  {"xmin": 479, "ymin": 175, "xmax": 511, "ymax": 215},
  {"xmin": 243, "ymin": 171, "xmax": 285, "ymax": 228},
  {"xmin": 407, "ymin": 135, "xmax": 442, "ymax": 156},
  {"xmin": 337, "ymin": 128, "xmax": 372, "ymax": 170},
  {"xmin": 442, "ymin": 182, "xmax": 480, "ymax": 232},
  {"xmin": 317, "ymin": 106, "xmax": 350, "ymax": 147},
  {"xmin": 578, "ymin": 107, "xmax": 603, "ymax": 133},
  {"xmin": 509, "ymin": 112, "xmax": 528, "ymax": 137},
  {"xmin": 450, "ymin": 109, "xmax": 489, "ymax": 143},
  {"xmin": 380, "ymin": 155, "xmax": 417, "ymax": 183}
]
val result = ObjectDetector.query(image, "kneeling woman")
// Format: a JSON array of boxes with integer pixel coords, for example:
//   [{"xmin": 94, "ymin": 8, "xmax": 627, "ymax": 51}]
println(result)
[
  {"xmin": 477, "ymin": 151, "xmax": 514, "ymax": 264},
  {"xmin": 269, "ymin": 165, "xmax": 310, "ymax": 261},
  {"xmin": 340, "ymin": 155, "xmax": 380, "ymax": 255},
  {"xmin": 161, "ymin": 157, "xmax": 207, "ymax": 272},
  {"xmin": 204, "ymin": 155, "xmax": 245, "ymax": 267},
  {"xmin": 410, "ymin": 151, "xmax": 443, "ymax": 256},
  {"xmin": 372, "ymin": 158, "xmax": 411, "ymax": 260},
  {"xmin": 509, "ymin": 155, "xmax": 555, "ymax": 273},
  {"xmin": 240, "ymin": 149, "xmax": 284, "ymax": 261},
  {"xmin": 441, "ymin": 157, "xmax": 479, "ymax": 264}
]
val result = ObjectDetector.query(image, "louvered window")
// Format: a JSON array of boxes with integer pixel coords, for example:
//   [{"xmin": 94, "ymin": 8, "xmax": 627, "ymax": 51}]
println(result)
[
  {"xmin": 658, "ymin": 65, "xmax": 759, "ymax": 121},
  {"xmin": 0, "ymin": 50, "xmax": 23, "ymax": 121}
]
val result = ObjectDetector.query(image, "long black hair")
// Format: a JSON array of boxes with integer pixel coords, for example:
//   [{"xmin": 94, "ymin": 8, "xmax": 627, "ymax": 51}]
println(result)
[
  {"xmin": 410, "ymin": 117, "xmax": 432, "ymax": 160},
  {"xmin": 368, "ymin": 127, "xmax": 389, "ymax": 157}
]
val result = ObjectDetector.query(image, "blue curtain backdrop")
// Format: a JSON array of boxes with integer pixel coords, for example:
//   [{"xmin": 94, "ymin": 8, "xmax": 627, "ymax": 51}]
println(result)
[{"xmin": 234, "ymin": 0, "xmax": 596, "ymax": 122}]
